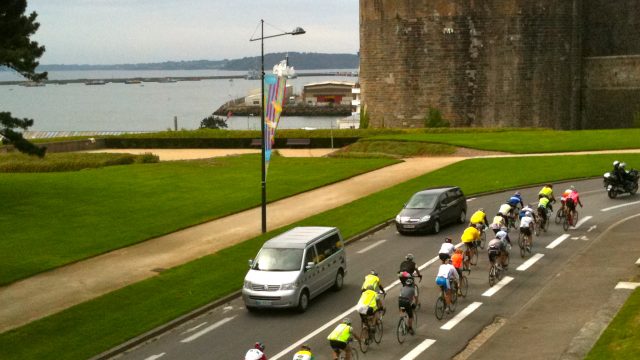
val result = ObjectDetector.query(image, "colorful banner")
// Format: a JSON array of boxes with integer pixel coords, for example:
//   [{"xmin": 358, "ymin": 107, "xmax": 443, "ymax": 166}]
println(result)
[{"xmin": 263, "ymin": 60, "xmax": 291, "ymax": 175}]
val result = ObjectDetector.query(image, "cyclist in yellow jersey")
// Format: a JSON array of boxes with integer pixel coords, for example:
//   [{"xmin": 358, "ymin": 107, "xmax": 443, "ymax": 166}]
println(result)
[
  {"xmin": 461, "ymin": 225, "xmax": 480, "ymax": 268},
  {"xmin": 469, "ymin": 208, "xmax": 488, "ymax": 227},
  {"xmin": 538, "ymin": 184, "xmax": 555, "ymax": 202},
  {"xmin": 292, "ymin": 344, "xmax": 314, "ymax": 360},
  {"xmin": 328, "ymin": 318, "xmax": 360, "ymax": 360},
  {"xmin": 361, "ymin": 270, "xmax": 386, "ymax": 312},
  {"xmin": 357, "ymin": 287, "xmax": 381, "ymax": 330}
]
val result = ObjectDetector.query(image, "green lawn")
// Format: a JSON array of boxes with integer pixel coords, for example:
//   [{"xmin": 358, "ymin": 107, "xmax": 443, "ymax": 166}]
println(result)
[
  {"xmin": 585, "ymin": 288, "xmax": 640, "ymax": 359},
  {"xmin": 368, "ymin": 128, "xmax": 640, "ymax": 153},
  {"xmin": 3, "ymin": 153, "xmax": 639, "ymax": 360},
  {"xmin": 0, "ymin": 154, "xmax": 397, "ymax": 285}
]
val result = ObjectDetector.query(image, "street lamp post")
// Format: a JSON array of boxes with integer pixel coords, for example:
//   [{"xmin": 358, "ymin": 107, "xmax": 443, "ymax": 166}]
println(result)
[{"xmin": 250, "ymin": 20, "xmax": 305, "ymax": 233}]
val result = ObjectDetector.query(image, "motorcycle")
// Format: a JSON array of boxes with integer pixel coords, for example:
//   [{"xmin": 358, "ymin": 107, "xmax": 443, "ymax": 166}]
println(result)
[{"xmin": 603, "ymin": 169, "xmax": 639, "ymax": 198}]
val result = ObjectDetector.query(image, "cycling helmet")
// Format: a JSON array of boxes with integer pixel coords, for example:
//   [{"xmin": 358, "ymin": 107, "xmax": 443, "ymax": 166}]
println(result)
[
  {"xmin": 444, "ymin": 237, "xmax": 452, "ymax": 243},
  {"xmin": 343, "ymin": 317, "xmax": 352, "ymax": 325},
  {"xmin": 405, "ymin": 278, "xmax": 414, "ymax": 285},
  {"xmin": 621, "ymin": 162, "xmax": 627, "ymax": 169},
  {"xmin": 500, "ymin": 226, "xmax": 508, "ymax": 232},
  {"xmin": 400, "ymin": 271, "xmax": 410, "ymax": 278},
  {"xmin": 478, "ymin": 208, "xmax": 484, "ymax": 212},
  {"xmin": 370, "ymin": 270, "xmax": 378, "ymax": 276},
  {"xmin": 254, "ymin": 342, "xmax": 265, "ymax": 351},
  {"xmin": 614, "ymin": 160, "xmax": 620, "ymax": 167},
  {"xmin": 525, "ymin": 211, "xmax": 533, "ymax": 217},
  {"xmin": 515, "ymin": 191, "xmax": 521, "ymax": 196},
  {"xmin": 546, "ymin": 183, "xmax": 553, "ymax": 188},
  {"xmin": 301, "ymin": 344, "xmax": 311, "ymax": 351},
  {"xmin": 406, "ymin": 253, "xmax": 414, "ymax": 261}
]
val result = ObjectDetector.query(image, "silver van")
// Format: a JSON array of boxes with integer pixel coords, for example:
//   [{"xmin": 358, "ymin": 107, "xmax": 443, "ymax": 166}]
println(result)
[{"xmin": 242, "ymin": 226, "xmax": 347, "ymax": 312}]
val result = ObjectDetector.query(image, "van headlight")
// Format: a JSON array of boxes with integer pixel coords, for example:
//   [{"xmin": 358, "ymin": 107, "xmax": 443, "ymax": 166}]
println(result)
[
  {"xmin": 420, "ymin": 215, "xmax": 431, "ymax": 222},
  {"xmin": 395, "ymin": 215, "xmax": 401, "ymax": 223},
  {"xmin": 281, "ymin": 282, "xmax": 297, "ymax": 290},
  {"xmin": 243, "ymin": 280, "xmax": 252, "ymax": 289}
]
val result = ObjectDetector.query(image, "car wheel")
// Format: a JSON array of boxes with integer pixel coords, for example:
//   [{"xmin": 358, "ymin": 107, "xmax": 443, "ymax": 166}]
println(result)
[
  {"xmin": 297, "ymin": 290, "xmax": 309, "ymax": 313},
  {"xmin": 433, "ymin": 220, "xmax": 441, "ymax": 234},
  {"xmin": 246, "ymin": 306, "xmax": 257, "ymax": 313},
  {"xmin": 333, "ymin": 270, "xmax": 344, "ymax": 291},
  {"xmin": 458, "ymin": 210, "xmax": 466, "ymax": 224}
]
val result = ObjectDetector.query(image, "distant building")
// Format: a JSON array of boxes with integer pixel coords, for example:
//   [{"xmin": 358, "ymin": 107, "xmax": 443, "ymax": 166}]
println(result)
[
  {"xmin": 303, "ymin": 81, "xmax": 356, "ymax": 106},
  {"xmin": 244, "ymin": 85, "xmax": 294, "ymax": 106}
]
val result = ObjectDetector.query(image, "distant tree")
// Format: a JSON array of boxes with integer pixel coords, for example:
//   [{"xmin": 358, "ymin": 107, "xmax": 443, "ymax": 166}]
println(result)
[
  {"xmin": 200, "ymin": 115, "xmax": 228, "ymax": 129},
  {"xmin": 0, "ymin": 0, "xmax": 47, "ymax": 157}
]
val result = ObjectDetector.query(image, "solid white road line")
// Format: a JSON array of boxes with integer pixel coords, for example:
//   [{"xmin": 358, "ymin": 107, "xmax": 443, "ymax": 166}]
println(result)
[
  {"xmin": 357, "ymin": 239, "xmax": 387, "ymax": 254},
  {"xmin": 546, "ymin": 234, "xmax": 570, "ymax": 249},
  {"xmin": 418, "ymin": 256, "xmax": 441, "ymax": 271},
  {"xmin": 144, "ymin": 353, "xmax": 166, "ymax": 360},
  {"xmin": 183, "ymin": 322, "xmax": 207, "ymax": 333},
  {"xmin": 399, "ymin": 339, "xmax": 437, "ymax": 360},
  {"xmin": 615, "ymin": 282, "xmax": 640, "ymax": 290},
  {"xmin": 482, "ymin": 276, "xmax": 514, "ymax": 297},
  {"xmin": 601, "ymin": 200, "xmax": 640, "ymax": 212},
  {"xmin": 440, "ymin": 302, "xmax": 482, "ymax": 330},
  {"xmin": 180, "ymin": 316, "xmax": 235, "ymax": 343},
  {"xmin": 574, "ymin": 215, "xmax": 592, "ymax": 229},
  {"xmin": 516, "ymin": 253, "xmax": 544, "ymax": 271}
]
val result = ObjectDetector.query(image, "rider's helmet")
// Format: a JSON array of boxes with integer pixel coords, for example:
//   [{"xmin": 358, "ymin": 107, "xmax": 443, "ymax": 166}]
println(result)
[
  {"xmin": 515, "ymin": 191, "xmax": 521, "ymax": 196},
  {"xmin": 525, "ymin": 211, "xmax": 533, "ymax": 217},
  {"xmin": 478, "ymin": 208, "xmax": 484, "ymax": 212},
  {"xmin": 300, "ymin": 344, "xmax": 311, "ymax": 351},
  {"xmin": 400, "ymin": 271, "xmax": 410, "ymax": 278},
  {"xmin": 406, "ymin": 253, "xmax": 414, "ymax": 261},
  {"xmin": 370, "ymin": 270, "xmax": 378, "ymax": 276},
  {"xmin": 444, "ymin": 237, "xmax": 452, "ymax": 243},
  {"xmin": 254, "ymin": 342, "xmax": 265, "ymax": 351},
  {"xmin": 500, "ymin": 226, "xmax": 508, "ymax": 232},
  {"xmin": 570, "ymin": 185, "xmax": 576, "ymax": 191},
  {"xmin": 405, "ymin": 278, "xmax": 414, "ymax": 286},
  {"xmin": 475, "ymin": 223, "xmax": 483, "ymax": 230},
  {"xmin": 546, "ymin": 183, "xmax": 553, "ymax": 188},
  {"xmin": 621, "ymin": 162, "xmax": 627, "ymax": 169},
  {"xmin": 614, "ymin": 160, "xmax": 620, "ymax": 168},
  {"xmin": 342, "ymin": 317, "xmax": 352, "ymax": 325}
]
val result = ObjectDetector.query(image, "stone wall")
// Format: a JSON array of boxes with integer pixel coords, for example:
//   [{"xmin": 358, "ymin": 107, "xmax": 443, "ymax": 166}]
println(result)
[
  {"xmin": 583, "ymin": 0, "xmax": 640, "ymax": 57},
  {"xmin": 359, "ymin": 0, "xmax": 582, "ymax": 129}
]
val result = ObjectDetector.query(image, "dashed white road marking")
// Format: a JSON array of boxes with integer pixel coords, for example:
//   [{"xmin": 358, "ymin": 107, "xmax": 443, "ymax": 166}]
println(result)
[
  {"xmin": 183, "ymin": 322, "xmax": 207, "ymax": 334},
  {"xmin": 615, "ymin": 282, "xmax": 640, "ymax": 290},
  {"xmin": 547, "ymin": 234, "xmax": 570, "ymax": 249},
  {"xmin": 399, "ymin": 339, "xmax": 437, "ymax": 360},
  {"xmin": 587, "ymin": 225, "xmax": 597, "ymax": 232},
  {"xmin": 516, "ymin": 253, "xmax": 544, "ymax": 271},
  {"xmin": 574, "ymin": 216, "xmax": 592, "ymax": 229},
  {"xmin": 357, "ymin": 239, "xmax": 387, "ymax": 254},
  {"xmin": 482, "ymin": 276, "xmax": 514, "ymax": 297},
  {"xmin": 441, "ymin": 302, "xmax": 483, "ymax": 330},
  {"xmin": 144, "ymin": 353, "xmax": 166, "ymax": 360},
  {"xmin": 467, "ymin": 198, "xmax": 476, "ymax": 202},
  {"xmin": 180, "ymin": 316, "xmax": 235, "ymax": 343},
  {"xmin": 601, "ymin": 200, "xmax": 640, "ymax": 212}
]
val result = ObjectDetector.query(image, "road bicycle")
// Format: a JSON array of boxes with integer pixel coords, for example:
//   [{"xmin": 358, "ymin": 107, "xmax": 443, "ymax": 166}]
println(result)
[
  {"xmin": 462, "ymin": 244, "xmax": 478, "ymax": 273},
  {"xmin": 488, "ymin": 252, "xmax": 508, "ymax": 287},
  {"xmin": 562, "ymin": 208, "xmax": 579, "ymax": 231},
  {"xmin": 435, "ymin": 281, "xmax": 458, "ymax": 320},
  {"xmin": 336, "ymin": 339, "xmax": 360, "ymax": 360},
  {"xmin": 396, "ymin": 304, "xmax": 417, "ymax": 344},
  {"xmin": 536, "ymin": 207, "xmax": 551, "ymax": 233},
  {"xmin": 518, "ymin": 229, "xmax": 532, "ymax": 258},
  {"xmin": 478, "ymin": 224, "xmax": 488, "ymax": 249},
  {"xmin": 458, "ymin": 272, "xmax": 469, "ymax": 298},
  {"xmin": 555, "ymin": 206, "xmax": 565, "ymax": 224},
  {"xmin": 359, "ymin": 312, "xmax": 383, "ymax": 353}
]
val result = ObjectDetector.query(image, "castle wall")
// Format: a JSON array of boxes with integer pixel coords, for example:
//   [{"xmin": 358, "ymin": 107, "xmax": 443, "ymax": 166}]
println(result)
[{"xmin": 359, "ymin": 0, "xmax": 582, "ymax": 129}]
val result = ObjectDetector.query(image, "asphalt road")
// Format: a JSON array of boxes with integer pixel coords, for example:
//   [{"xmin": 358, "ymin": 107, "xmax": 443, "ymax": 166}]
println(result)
[{"xmin": 113, "ymin": 178, "xmax": 640, "ymax": 360}]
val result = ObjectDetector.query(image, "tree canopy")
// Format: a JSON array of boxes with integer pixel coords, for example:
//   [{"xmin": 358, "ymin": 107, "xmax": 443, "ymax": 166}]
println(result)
[{"xmin": 0, "ymin": 0, "xmax": 47, "ymax": 157}]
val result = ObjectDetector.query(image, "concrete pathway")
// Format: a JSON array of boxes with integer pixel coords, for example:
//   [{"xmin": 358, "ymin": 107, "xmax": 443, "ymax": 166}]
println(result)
[
  {"xmin": 0, "ymin": 153, "xmax": 463, "ymax": 332},
  {"xmin": 83, "ymin": 148, "xmax": 336, "ymax": 160}
]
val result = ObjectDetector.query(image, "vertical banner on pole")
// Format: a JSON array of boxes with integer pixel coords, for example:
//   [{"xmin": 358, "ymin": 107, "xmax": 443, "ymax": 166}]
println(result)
[{"xmin": 263, "ymin": 60, "xmax": 292, "ymax": 176}]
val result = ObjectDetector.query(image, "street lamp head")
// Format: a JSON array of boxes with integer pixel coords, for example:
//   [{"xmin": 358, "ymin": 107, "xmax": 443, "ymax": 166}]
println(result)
[{"xmin": 291, "ymin": 27, "xmax": 306, "ymax": 36}]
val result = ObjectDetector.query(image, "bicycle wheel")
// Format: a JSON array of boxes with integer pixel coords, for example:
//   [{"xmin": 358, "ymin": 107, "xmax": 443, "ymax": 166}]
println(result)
[
  {"xmin": 489, "ymin": 265, "xmax": 497, "ymax": 287},
  {"xmin": 359, "ymin": 324, "xmax": 369, "ymax": 353},
  {"xmin": 450, "ymin": 289, "xmax": 458, "ymax": 312},
  {"xmin": 460, "ymin": 275, "xmax": 469, "ymax": 297},
  {"xmin": 470, "ymin": 248, "xmax": 478, "ymax": 266},
  {"xmin": 413, "ymin": 306, "xmax": 418, "ymax": 329},
  {"xmin": 518, "ymin": 233, "xmax": 525, "ymax": 258},
  {"xmin": 462, "ymin": 254, "xmax": 471, "ymax": 274},
  {"xmin": 573, "ymin": 210, "xmax": 579, "ymax": 226},
  {"xmin": 562, "ymin": 215, "xmax": 569, "ymax": 231},
  {"xmin": 374, "ymin": 318, "xmax": 383, "ymax": 344},
  {"xmin": 544, "ymin": 216, "xmax": 550, "ymax": 232},
  {"xmin": 480, "ymin": 230, "xmax": 487, "ymax": 249},
  {"xmin": 396, "ymin": 316, "xmax": 407, "ymax": 344},
  {"xmin": 534, "ymin": 220, "xmax": 540, "ymax": 236},
  {"xmin": 555, "ymin": 208, "xmax": 563, "ymax": 224},
  {"xmin": 350, "ymin": 344, "xmax": 359, "ymax": 360},
  {"xmin": 435, "ymin": 295, "xmax": 445, "ymax": 320}
]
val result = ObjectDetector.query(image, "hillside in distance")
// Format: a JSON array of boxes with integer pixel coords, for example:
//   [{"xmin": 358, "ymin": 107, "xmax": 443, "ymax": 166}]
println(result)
[{"xmin": 34, "ymin": 52, "xmax": 359, "ymax": 72}]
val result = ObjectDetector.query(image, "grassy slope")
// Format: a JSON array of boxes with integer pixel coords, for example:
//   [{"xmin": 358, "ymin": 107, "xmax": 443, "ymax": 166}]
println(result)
[
  {"xmin": 3, "ymin": 153, "xmax": 640, "ymax": 360},
  {"xmin": 369, "ymin": 129, "xmax": 640, "ymax": 153},
  {"xmin": 0, "ymin": 154, "xmax": 396, "ymax": 285}
]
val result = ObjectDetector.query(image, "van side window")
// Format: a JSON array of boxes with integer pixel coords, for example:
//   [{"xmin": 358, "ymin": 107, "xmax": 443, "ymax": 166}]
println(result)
[
  {"xmin": 315, "ymin": 233, "xmax": 342, "ymax": 262},
  {"xmin": 304, "ymin": 246, "xmax": 318, "ymax": 266}
]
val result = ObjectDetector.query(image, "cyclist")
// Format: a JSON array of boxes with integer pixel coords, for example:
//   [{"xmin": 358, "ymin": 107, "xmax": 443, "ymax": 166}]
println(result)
[
  {"xmin": 399, "ymin": 253, "xmax": 422, "ymax": 285},
  {"xmin": 507, "ymin": 192, "xmax": 524, "ymax": 220},
  {"xmin": 461, "ymin": 224, "xmax": 481, "ymax": 268},
  {"xmin": 488, "ymin": 236, "xmax": 508, "ymax": 270},
  {"xmin": 538, "ymin": 184, "xmax": 556, "ymax": 211},
  {"xmin": 565, "ymin": 186, "xmax": 583, "ymax": 223},
  {"xmin": 519, "ymin": 203, "xmax": 536, "ymax": 220},
  {"xmin": 328, "ymin": 318, "xmax": 360, "ymax": 360},
  {"xmin": 559, "ymin": 187, "xmax": 573, "ymax": 215},
  {"xmin": 537, "ymin": 196, "xmax": 551, "ymax": 225},
  {"xmin": 519, "ymin": 211, "xmax": 535, "ymax": 250},
  {"xmin": 361, "ymin": 270, "xmax": 386, "ymax": 311},
  {"xmin": 490, "ymin": 213, "xmax": 506, "ymax": 235},
  {"xmin": 451, "ymin": 248, "xmax": 464, "ymax": 295},
  {"xmin": 497, "ymin": 203, "xmax": 512, "ymax": 227},
  {"xmin": 398, "ymin": 277, "xmax": 417, "ymax": 335},
  {"xmin": 438, "ymin": 237, "xmax": 455, "ymax": 262},
  {"xmin": 292, "ymin": 345, "xmax": 314, "ymax": 360},
  {"xmin": 435, "ymin": 258, "xmax": 459, "ymax": 313},
  {"xmin": 496, "ymin": 226, "xmax": 512, "ymax": 247},
  {"xmin": 245, "ymin": 342, "xmax": 267, "ymax": 360},
  {"xmin": 357, "ymin": 285, "xmax": 381, "ymax": 329},
  {"xmin": 469, "ymin": 208, "xmax": 488, "ymax": 228}
]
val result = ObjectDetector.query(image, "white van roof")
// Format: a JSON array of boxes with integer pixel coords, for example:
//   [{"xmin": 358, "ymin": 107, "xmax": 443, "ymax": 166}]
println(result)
[{"xmin": 264, "ymin": 226, "xmax": 339, "ymax": 249}]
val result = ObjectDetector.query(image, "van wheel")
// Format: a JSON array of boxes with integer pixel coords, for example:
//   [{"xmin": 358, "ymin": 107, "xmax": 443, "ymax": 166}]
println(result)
[
  {"xmin": 297, "ymin": 290, "xmax": 309, "ymax": 313},
  {"xmin": 458, "ymin": 210, "xmax": 466, "ymax": 224},
  {"xmin": 432, "ymin": 220, "xmax": 441, "ymax": 234},
  {"xmin": 333, "ymin": 270, "xmax": 344, "ymax": 291}
]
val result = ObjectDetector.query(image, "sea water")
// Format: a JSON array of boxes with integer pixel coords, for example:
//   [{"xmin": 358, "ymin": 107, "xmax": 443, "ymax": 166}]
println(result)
[{"xmin": 0, "ymin": 69, "xmax": 357, "ymax": 132}]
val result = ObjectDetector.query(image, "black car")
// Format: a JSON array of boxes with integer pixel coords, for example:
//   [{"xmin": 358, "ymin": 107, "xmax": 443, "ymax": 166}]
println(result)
[{"xmin": 395, "ymin": 186, "xmax": 467, "ymax": 235}]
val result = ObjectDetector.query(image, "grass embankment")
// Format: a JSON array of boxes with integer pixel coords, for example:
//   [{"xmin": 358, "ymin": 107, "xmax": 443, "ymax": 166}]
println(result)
[
  {"xmin": 330, "ymin": 140, "xmax": 457, "ymax": 158},
  {"xmin": 3, "ymin": 153, "xmax": 640, "ymax": 360},
  {"xmin": 0, "ymin": 154, "xmax": 397, "ymax": 285},
  {"xmin": 585, "ymin": 289, "xmax": 640, "ymax": 359},
  {"xmin": 0, "ymin": 152, "xmax": 159, "ymax": 172},
  {"xmin": 368, "ymin": 128, "xmax": 640, "ymax": 153}
]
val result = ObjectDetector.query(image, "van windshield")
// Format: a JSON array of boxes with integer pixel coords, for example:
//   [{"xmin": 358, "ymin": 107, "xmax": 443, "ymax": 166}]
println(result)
[
  {"xmin": 252, "ymin": 248, "xmax": 304, "ymax": 271},
  {"xmin": 406, "ymin": 193, "xmax": 438, "ymax": 209}
]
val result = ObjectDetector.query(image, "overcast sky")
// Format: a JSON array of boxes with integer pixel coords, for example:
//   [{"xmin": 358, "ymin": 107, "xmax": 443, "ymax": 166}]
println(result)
[{"xmin": 27, "ymin": 0, "xmax": 359, "ymax": 65}]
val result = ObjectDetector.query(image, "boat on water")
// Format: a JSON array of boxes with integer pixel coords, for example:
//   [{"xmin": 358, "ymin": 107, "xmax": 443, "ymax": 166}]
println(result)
[{"xmin": 85, "ymin": 80, "xmax": 106, "ymax": 85}]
